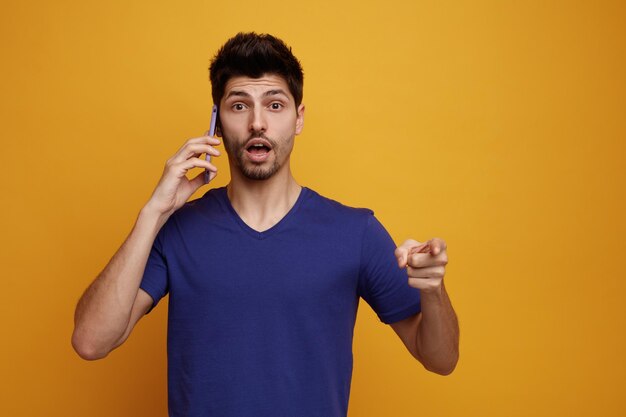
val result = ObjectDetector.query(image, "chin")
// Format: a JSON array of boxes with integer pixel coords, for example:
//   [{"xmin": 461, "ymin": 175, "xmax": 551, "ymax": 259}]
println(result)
[{"xmin": 241, "ymin": 162, "xmax": 280, "ymax": 180}]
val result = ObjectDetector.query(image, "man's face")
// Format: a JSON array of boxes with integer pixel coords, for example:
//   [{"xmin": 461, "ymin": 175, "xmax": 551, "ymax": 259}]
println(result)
[{"xmin": 218, "ymin": 74, "xmax": 305, "ymax": 180}]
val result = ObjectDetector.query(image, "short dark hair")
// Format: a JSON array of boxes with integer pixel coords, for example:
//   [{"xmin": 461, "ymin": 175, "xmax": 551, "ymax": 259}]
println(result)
[{"xmin": 209, "ymin": 32, "xmax": 304, "ymax": 108}]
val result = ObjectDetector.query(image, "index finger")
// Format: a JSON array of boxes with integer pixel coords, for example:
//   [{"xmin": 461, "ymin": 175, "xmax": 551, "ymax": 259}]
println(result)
[
  {"xmin": 188, "ymin": 135, "xmax": 221, "ymax": 145},
  {"xmin": 429, "ymin": 238, "xmax": 447, "ymax": 256}
]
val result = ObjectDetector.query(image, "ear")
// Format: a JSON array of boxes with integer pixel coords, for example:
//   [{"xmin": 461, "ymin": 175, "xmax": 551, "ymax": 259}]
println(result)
[
  {"xmin": 215, "ymin": 119, "xmax": 222, "ymax": 137},
  {"xmin": 295, "ymin": 104, "xmax": 305, "ymax": 135}
]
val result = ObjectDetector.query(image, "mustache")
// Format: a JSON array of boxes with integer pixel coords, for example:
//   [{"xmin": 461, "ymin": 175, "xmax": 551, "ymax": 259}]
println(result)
[{"xmin": 245, "ymin": 132, "xmax": 277, "ymax": 147}]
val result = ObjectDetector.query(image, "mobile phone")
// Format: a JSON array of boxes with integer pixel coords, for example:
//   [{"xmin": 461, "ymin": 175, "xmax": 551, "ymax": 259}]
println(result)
[{"xmin": 204, "ymin": 104, "xmax": 218, "ymax": 183}]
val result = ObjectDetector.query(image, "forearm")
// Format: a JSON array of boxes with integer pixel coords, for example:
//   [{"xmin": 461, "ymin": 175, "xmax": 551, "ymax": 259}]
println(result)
[
  {"xmin": 72, "ymin": 206, "xmax": 167, "ymax": 358},
  {"xmin": 415, "ymin": 281, "xmax": 459, "ymax": 375}
]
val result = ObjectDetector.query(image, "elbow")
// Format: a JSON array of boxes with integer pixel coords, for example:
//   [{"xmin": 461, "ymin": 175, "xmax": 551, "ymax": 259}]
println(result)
[
  {"xmin": 426, "ymin": 362, "xmax": 457, "ymax": 376},
  {"xmin": 423, "ymin": 353, "xmax": 459, "ymax": 376},
  {"xmin": 71, "ymin": 331, "xmax": 110, "ymax": 361}
]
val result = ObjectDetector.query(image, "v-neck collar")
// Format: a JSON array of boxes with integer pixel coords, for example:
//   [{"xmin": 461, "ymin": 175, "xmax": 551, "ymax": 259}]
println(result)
[{"xmin": 216, "ymin": 186, "xmax": 309, "ymax": 240}]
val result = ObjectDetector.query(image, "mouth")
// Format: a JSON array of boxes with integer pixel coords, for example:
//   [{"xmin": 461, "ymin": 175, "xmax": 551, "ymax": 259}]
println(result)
[{"xmin": 244, "ymin": 138, "xmax": 273, "ymax": 162}]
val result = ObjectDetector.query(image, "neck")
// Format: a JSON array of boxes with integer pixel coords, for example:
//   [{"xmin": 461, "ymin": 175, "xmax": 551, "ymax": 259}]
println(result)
[{"xmin": 226, "ymin": 162, "xmax": 302, "ymax": 232}]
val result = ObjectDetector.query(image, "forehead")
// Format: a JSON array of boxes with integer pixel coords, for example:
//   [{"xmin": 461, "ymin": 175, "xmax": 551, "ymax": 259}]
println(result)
[{"xmin": 223, "ymin": 74, "xmax": 292, "ymax": 99}]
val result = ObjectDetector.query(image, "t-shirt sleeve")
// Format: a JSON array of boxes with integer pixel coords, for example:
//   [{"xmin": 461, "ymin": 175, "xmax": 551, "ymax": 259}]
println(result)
[
  {"xmin": 357, "ymin": 214, "xmax": 421, "ymax": 324},
  {"xmin": 139, "ymin": 228, "xmax": 169, "ymax": 314}
]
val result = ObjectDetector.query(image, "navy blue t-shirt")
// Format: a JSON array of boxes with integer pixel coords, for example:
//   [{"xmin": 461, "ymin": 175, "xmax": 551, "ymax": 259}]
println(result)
[{"xmin": 140, "ymin": 186, "xmax": 421, "ymax": 417}]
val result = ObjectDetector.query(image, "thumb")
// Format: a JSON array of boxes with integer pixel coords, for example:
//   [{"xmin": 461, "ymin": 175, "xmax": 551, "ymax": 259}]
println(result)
[
  {"xmin": 394, "ymin": 246, "xmax": 408, "ymax": 268},
  {"xmin": 395, "ymin": 239, "xmax": 418, "ymax": 268}
]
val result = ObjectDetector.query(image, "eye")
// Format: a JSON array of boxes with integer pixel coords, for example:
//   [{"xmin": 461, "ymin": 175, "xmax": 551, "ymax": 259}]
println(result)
[
  {"xmin": 269, "ymin": 102, "xmax": 283, "ymax": 110},
  {"xmin": 232, "ymin": 103, "xmax": 246, "ymax": 111}
]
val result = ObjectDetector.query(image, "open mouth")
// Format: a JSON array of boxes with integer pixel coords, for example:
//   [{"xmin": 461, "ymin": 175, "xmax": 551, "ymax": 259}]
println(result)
[
  {"xmin": 246, "ymin": 143, "xmax": 271, "ymax": 154},
  {"xmin": 244, "ymin": 139, "xmax": 273, "ymax": 162}
]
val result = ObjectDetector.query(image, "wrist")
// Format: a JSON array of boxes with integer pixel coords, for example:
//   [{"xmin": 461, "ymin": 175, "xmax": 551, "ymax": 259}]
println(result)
[
  {"xmin": 419, "ymin": 280, "xmax": 445, "ymax": 300},
  {"xmin": 139, "ymin": 203, "xmax": 171, "ymax": 231}
]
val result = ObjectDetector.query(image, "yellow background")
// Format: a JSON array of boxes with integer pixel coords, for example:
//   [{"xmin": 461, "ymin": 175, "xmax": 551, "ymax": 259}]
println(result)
[{"xmin": 1, "ymin": 0, "xmax": 625, "ymax": 415}]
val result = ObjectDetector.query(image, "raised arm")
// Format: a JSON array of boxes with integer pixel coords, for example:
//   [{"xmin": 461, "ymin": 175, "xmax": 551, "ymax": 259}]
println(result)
[{"xmin": 71, "ymin": 135, "xmax": 220, "ymax": 360}]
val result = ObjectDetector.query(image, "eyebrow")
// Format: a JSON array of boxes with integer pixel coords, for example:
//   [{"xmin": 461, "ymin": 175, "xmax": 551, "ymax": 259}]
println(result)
[{"xmin": 225, "ymin": 89, "xmax": 290, "ymax": 100}]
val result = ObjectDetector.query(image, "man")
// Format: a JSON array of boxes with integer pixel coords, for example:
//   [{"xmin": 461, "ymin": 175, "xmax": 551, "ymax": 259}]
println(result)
[{"xmin": 72, "ymin": 32, "xmax": 459, "ymax": 416}]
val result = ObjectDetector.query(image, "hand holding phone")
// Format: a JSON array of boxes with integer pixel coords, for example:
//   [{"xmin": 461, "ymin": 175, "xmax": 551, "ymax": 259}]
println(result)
[{"xmin": 204, "ymin": 104, "xmax": 218, "ymax": 183}]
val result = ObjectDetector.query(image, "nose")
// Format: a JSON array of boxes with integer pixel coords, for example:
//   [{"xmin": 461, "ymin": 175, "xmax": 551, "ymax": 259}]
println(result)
[{"xmin": 249, "ymin": 107, "xmax": 267, "ymax": 133}]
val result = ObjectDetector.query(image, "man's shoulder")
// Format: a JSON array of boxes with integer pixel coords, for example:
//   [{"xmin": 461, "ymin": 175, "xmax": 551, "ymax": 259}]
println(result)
[{"xmin": 302, "ymin": 187, "xmax": 374, "ymax": 222}]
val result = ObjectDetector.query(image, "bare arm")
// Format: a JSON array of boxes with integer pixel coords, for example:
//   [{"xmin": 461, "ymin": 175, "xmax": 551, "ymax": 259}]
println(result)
[
  {"xmin": 391, "ymin": 238, "xmax": 459, "ymax": 375},
  {"xmin": 390, "ymin": 282, "xmax": 459, "ymax": 375},
  {"xmin": 71, "ymin": 135, "xmax": 221, "ymax": 360},
  {"xmin": 71, "ymin": 208, "xmax": 167, "ymax": 360}
]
